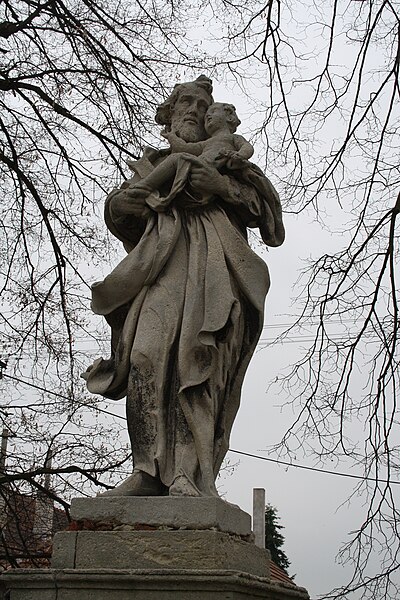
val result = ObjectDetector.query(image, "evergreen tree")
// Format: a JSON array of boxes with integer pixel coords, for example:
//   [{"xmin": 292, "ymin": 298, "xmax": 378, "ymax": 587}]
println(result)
[{"xmin": 264, "ymin": 504, "xmax": 291, "ymax": 574}]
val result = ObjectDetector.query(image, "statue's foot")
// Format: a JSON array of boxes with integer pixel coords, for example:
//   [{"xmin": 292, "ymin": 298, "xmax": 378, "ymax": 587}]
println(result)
[
  {"xmin": 169, "ymin": 475, "xmax": 201, "ymax": 497},
  {"xmin": 98, "ymin": 470, "xmax": 165, "ymax": 497}
]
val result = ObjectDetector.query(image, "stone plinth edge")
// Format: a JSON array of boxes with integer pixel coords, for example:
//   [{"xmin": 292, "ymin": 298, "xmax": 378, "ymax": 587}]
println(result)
[
  {"xmin": 70, "ymin": 495, "xmax": 251, "ymax": 537},
  {"xmin": 1, "ymin": 568, "xmax": 310, "ymax": 600}
]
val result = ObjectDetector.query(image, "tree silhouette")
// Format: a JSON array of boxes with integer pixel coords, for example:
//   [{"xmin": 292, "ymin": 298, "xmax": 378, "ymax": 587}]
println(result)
[
  {"xmin": 218, "ymin": 2, "xmax": 400, "ymax": 597},
  {"xmin": 0, "ymin": 0, "xmax": 211, "ymax": 565},
  {"xmin": 1, "ymin": 1, "xmax": 399, "ymax": 597},
  {"xmin": 264, "ymin": 504, "xmax": 290, "ymax": 575}
]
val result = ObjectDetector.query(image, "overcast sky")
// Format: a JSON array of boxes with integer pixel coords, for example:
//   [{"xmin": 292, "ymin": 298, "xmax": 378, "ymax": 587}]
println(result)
[
  {"xmin": 2, "ymin": 4, "xmax": 397, "ymax": 598},
  {"xmin": 222, "ymin": 213, "xmax": 363, "ymax": 598},
  {"xmin": 205, "ymin": 29, "xmax": 398, "ymax": 594}
]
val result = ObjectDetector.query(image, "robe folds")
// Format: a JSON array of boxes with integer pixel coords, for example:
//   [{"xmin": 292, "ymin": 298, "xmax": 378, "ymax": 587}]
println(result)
[{"xmin": 84, "ymin": 151, "xmax": 284, "ymax": 494}]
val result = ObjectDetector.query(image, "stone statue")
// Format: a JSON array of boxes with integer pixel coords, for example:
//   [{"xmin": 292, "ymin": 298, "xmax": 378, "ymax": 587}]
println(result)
[
  {"xmin": 82, "ymin": 76, "xmax": 284, "ymax": 497},
  {"xmin": 128, "ymin": 102, "xmax": 254, "ymax": 213}
]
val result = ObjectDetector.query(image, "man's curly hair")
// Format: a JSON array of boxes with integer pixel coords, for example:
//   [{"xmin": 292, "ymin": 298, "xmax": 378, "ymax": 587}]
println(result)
[{"xmin": 155, "ymin": 75, "xmax": 214, "ymax": 128}]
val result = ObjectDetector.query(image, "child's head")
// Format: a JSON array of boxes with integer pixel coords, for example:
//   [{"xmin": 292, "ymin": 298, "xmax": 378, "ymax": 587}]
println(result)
[{"xmin": 204, "ymin": 102, "xmax": 241, "ymax": 135}]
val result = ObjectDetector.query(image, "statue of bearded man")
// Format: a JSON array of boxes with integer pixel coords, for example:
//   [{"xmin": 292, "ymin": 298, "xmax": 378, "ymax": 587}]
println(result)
[{"xmin": 83, "ymin": 76, "xmax": 285, "ymax": 497}]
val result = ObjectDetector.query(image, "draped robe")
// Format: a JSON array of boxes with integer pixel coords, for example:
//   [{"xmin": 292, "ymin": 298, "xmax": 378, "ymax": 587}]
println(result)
[{"xmin": 84, "ymin": 148, "xmax": 284, "ymax": 495}]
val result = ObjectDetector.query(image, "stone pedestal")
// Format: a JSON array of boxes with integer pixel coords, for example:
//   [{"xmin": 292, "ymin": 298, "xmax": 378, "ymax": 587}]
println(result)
[
  {"xmin": 0, "ymin": 497, "xmax": 310, "ymax": 600},
  {"xmin": 69, "ymin": 496, "xmax": 252, "ymax": 535}
]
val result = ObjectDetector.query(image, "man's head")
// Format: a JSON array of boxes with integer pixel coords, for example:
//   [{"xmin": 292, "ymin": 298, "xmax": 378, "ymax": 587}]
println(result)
[
  {"xmin": 204, "ymin": 102, "xmax": 241, "ymax": 136},
  {"xmin": 156, "ymin": 75, "xmax": 213, "ymax": 142}
]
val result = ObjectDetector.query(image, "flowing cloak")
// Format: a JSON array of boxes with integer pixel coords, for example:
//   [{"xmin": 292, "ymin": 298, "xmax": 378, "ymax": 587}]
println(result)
[{"xmin": 84, "ymin": 148, "xmax": 285, "ymax": 489}]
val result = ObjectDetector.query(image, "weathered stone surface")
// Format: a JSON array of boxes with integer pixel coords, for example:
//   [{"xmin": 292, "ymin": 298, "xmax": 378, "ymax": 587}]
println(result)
[
  {"xmin": 52, "ymin": 531, "xmax": 77, "ymax": 569},
  {"xmin": 70, "ymin": 496, "xmax": 251, "ymax": 536},
  {"xmin": 52, "ymin": 530, "xmax": 269, "ymax": 577},
  {"xmin": 81, "ymin": 75, "xmax": 285, "ymax": 499},
  {"xmin": 1, "ymin": 568, "xmax": 310, "ymax": 600}
]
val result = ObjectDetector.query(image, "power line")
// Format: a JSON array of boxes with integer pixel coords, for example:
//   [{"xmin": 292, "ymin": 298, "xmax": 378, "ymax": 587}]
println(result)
[
  {"xmin": 229, "ymin": 449, "xmax": 400, "ymax": 486},
  {"xmin": 3, "ymin": 374, "xmax": 399, "ymax": 487},
  {"xmin": 0, "ymin": 318, "xmax": 367, "ymax": 348},
  {"xmin": 2, "ymin": 331, "xmax": 368, "ymax": 357},
  {"xmin": 0, "ymin": 312, "xmax": 365, "ymax": 329},
  {"xmin": 1, "ymin": 373, "xmax": 125, "ymax": 421}
]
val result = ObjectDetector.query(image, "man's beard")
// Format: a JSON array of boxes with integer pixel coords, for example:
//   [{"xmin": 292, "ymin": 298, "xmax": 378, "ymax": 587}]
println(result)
[{"xmin": 172, "ymin": 120, "xmax": 206, "ymax": 142}]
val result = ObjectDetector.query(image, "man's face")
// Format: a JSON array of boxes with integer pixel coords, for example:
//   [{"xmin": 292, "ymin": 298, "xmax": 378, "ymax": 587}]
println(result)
[{"xmin": 170, "ymin": 85, "xmax": 211, "ymax": 142}]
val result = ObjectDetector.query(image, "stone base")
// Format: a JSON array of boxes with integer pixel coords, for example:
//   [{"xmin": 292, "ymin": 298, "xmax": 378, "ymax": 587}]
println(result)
[
  {"xmin": 1, "ymin": 568, "xmax": 310, "ymax": 600},
  {"xmin": 52, "ymin": 497, "xmax": 266, "ymax": 579},
  {"xmin": 52, "ymin": 530, "xmax": 269, "ymax": 577},
  {"xmin": 0, "ymin": 497, "xmax": 310, "ymax": 600},
  {"xmin": 69, "ymin": 496, "xmax": 252, "ymax": 537}
]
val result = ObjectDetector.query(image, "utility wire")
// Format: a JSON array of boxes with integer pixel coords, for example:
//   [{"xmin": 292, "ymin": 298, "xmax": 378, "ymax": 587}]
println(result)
[
  {"xmin": 2, "ymin": 331, "xmax": 368, "ymax": 357},
  {"xmin": 1, "ymin": 373, "xmax": 125, "ymax": 421},
  {"xmin": 229, "ymin": 449, "xmax": 400, "ymax": 486},
  {"xmin": 2, "ymin": 373, "xmax": 399, "ymax": 487}
]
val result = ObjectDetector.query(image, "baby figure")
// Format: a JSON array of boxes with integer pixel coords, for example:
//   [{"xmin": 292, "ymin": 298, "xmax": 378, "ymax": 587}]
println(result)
[{"xmin": 129, "ymin": 102, "xmax": 254, "ymax": 212}]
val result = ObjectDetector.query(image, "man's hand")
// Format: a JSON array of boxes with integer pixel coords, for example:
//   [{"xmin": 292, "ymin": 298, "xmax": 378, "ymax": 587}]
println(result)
[
  {"xmin": 112, "ymin": 185, "xmax": 151, "ymax": 218},
  {"xmin": 185, "ymin": 155, "xmax": 229, "ymax": 199}
]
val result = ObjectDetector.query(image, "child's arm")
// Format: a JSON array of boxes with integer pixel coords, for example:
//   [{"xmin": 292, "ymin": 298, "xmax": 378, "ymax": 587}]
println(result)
[
  {"xmin": 233, "ymin": 134, "xmax": 254, "ymax": 159},
  {"xmin": 162, "ymin": 130, "xmax": 205, "ymax": 156}
]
